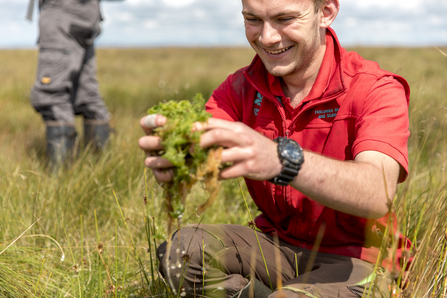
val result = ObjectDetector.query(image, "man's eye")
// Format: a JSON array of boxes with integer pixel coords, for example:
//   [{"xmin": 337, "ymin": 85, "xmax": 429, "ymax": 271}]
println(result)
[
  {"xmin": 278, "ymin": 17, "xmax": 293, "ymax": 22},
  {"xmin": 245, "ymin": 18, "xmax": 259, "ymax": 22}
]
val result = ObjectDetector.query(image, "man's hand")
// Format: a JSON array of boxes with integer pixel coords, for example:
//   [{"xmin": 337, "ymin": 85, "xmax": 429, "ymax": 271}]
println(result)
[
  {"xmin": 194, "ymin": 118, "xmax": 283, "ymax": 181},
  {"xmin": 138, "ymin": 114, "xmax": 174, "ymax": 182}
]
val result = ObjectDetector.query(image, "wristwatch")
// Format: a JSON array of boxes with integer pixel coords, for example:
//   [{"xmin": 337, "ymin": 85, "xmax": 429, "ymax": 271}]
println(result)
[{"xmin": 269, "ymin": 137, "xmax": 304, "ymax": 186}]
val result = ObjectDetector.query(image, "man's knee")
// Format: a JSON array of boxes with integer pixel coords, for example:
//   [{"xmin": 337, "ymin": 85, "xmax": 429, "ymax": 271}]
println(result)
[
  {"xmin": 33, "ymin": 105, "xmax": 56, "ymax": 121},
  {"xmin": 74, "ymin": 103, "xmax": 109, "ymax": 120},
  {"xmin": 156, "ymin": 226, "xmax": 225, "ymax": 279},
  {"xmin": 33, "ymin": 103, "xmax": 74, "ymax": 123},
  {"xmin": 156, "ymin": 227, "xmax": 203, "ymax": 271}
]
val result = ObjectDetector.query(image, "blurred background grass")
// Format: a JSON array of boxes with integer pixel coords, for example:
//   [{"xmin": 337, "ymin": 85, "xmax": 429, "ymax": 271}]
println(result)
[{"xmin": 0, "ymin": 46, "xmax": 446, "ymax": 297}]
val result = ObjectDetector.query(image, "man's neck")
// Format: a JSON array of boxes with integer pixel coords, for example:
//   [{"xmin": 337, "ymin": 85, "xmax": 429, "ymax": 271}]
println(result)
[{"xmin": 281, "ymin": 44, "xmax": 327, "ymax": 108}]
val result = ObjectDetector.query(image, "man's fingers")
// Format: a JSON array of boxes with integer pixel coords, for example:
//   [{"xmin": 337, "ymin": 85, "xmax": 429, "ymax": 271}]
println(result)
[
  {"xmin": 194, "ymin": 118, "xmax": 254, "ymax": 148},
  {"xmin": 139, "ymin": 114, "xmax": 173, "ymax": 183},
  {"xmin": 144, "ymin": 156, "xmax": 174, "ymax": 169},
  {"xmin": 153, "ymin": 168, "xmax": 174, "ymax": 183},
  {"xmin": 200, "ymin": 128, "xmax": 252, "ymax": 149},
  {"xmin": 138, "ymin": 135, "xmax": 164, "ymax": 151},
  {"xmin": 193, "ymin": 117, "xmax": 237, "ymax": 131},
  {"xmin": 140, "ymin": 114, "xmax": 167, "ymax": 134},
  {"xmin": 144, "ymin": 114, "xmax": 158, "ymax": 128},
  {"xmin": 140, "ymin": 117, "xmax": 153, "ymax": 134},
  {"xmin": 219, "ymin": 161, "xmax": 251, "ymax": 180},
  {"xmin": 220, "ymin": 147, "xmax": 254, "ymax": 164}
]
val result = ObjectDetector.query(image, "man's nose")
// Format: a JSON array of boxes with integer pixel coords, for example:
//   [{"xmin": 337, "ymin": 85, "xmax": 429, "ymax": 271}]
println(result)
[{"xmin": 259, "ymin": 22, "xmax": 281, "ymax": 46}]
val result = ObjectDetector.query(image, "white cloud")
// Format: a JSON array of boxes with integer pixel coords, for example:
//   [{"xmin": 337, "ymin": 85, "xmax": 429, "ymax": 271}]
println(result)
[
  {"xmin": 192, "ymin": 8, "xmax": 207, "ymax": 19},
  {"xmin": 162, "ymin": 0, "xmax": 196, "ymax": 8},
  {"xmin": 126, "ymin": 0, "xmax": 155, "ymax": 7},
  {"xmin": 429, "ymin": 16, "xmax": 444, "ymax": 26},
  {"xmin": 143, "ymin": 19, "xmax": 158, "ymax": 29},
  {"xmin": 113, "ymin": 11, "xmax": 134, "ymax": 22},
  {"xmin": 342, "ymin": 0, "xmax": 424, "ymax": 11},
  {"xmin": 0, "ymin": 0, "xmax": 446, "ymax": 48},
  {"xmin": 344, "ymin": 17, "xmax": 357, "ymax": 27}
]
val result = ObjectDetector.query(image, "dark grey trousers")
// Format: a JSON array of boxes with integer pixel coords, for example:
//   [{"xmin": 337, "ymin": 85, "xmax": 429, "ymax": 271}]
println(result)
[
  {"xmin": 157, "ymin": 224, "xmax": 393, "ymax": 298},
  {"xmin": 30, "ymin": 0, "xmax": 109, "ymax": 125}
]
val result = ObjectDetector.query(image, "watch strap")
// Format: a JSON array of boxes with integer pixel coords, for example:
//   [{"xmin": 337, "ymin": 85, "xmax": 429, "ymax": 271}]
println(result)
[{"xmin": 269, "ymin": 160, "xmax": 301, "ymax": 186}]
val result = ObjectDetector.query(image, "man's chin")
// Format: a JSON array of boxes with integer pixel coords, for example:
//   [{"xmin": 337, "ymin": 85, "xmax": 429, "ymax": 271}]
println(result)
[
  {"xmin": 265, "ymin": 65, "xmax": 295, "ymax": 78},
  {"xmin": 257, "ymin": 54, "xmax": 297, "ymax": 77}
]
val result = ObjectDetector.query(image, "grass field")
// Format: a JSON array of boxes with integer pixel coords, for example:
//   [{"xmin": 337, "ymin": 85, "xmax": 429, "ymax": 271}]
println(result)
[{"xmin": 0, "ymin": 46, "xmax": 446, "ymax": 297}]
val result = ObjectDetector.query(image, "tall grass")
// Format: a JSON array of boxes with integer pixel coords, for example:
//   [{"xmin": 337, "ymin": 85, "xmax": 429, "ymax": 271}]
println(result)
[{"xmin": 0, "ymin": 46, "xmax": 446, "ymax": 297}]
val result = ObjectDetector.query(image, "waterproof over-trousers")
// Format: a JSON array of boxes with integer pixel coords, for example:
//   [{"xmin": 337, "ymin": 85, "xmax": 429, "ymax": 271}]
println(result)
[
  {"xmin": 157, "ymin": 224, "xmax": 393, "ymax": 298},
  {"xmin": 30, "ymin": 0, "xmax": 110, "ymax": 162},
  {"xmin": 30, "ymin": 0, "xmax": 109, "ymax": 124}
]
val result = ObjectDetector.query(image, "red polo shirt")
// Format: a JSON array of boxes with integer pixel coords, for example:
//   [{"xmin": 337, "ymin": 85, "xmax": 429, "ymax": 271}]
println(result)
[{"xmin": 205, "ymin": 28, "xmax": 411, "ymax": 270}]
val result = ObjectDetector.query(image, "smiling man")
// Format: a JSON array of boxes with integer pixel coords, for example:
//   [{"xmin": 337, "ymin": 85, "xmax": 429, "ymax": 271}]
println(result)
[{"xmin": 139, "ymin": 0, "xmax": 411, "ymax": 297}]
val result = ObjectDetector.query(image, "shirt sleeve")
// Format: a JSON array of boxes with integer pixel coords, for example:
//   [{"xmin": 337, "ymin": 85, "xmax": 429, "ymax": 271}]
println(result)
[
  {"xmin": 205, "ymin": 72, "xmax": 244, "ymax": 122},
  {"xmin": 352, "ymin": 76, "xmax": 410, "ymax": 182}
]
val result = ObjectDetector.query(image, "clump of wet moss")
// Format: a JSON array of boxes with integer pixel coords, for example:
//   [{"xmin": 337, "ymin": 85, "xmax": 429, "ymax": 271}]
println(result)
[{"xmin": 147, "ymin": 94, "xmax": 222, "ymax": 219}]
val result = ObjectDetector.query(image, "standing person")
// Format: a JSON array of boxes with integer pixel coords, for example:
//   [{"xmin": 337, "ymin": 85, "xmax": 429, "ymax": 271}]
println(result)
[
  {"xmin": 139, "ymin": 0, "xmax": 411, "ymax": 297},
  {"xmin": 29, "ymin": 0, "xmax": 110, "ymax": 166}
]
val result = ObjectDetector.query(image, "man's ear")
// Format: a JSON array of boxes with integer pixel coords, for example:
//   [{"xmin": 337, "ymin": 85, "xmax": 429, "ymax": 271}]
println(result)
[{"xmin": 320, "ymin": 0, "xmax": 339, "ymax": 28}]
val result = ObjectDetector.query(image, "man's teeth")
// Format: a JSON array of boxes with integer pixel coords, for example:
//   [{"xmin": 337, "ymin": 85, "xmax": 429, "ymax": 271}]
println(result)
[{"xmin": 266, "ymin": 46, "xmax": 291, "ymax": 54}]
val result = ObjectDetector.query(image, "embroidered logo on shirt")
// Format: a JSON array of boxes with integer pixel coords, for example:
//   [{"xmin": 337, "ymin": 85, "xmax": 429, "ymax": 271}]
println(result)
[
  {"xmin": 314, "ymin": 108, "xmax": 339, "ymax": 119},
  {"xmin": 254, "ymin": 92, "xmax": 263, "ymax": 116}
]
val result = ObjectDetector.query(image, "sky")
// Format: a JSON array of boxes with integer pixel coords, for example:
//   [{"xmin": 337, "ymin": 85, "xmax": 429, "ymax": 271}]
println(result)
[{"xmin": 0, "ymin": 0, "xmax": 446, "ymax": 48}]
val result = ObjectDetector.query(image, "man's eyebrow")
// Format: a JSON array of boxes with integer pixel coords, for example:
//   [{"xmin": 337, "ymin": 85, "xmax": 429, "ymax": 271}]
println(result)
[
  {"xmin": 242, "ymin": 10, "xmax": 302, "ymax": 18},
  {"xmin": 242, "ymin": 11, "xmax": 257, "ymax": 17}
]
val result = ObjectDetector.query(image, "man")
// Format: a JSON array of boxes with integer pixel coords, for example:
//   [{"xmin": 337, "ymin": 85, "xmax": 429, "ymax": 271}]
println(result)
[
  {"xmin": 139, "ymin": 0, "xmax": 411, "ymax": 297},
  {"xmin": 29, "ymin": 0, "xmax": 110, "ymax": 166}
]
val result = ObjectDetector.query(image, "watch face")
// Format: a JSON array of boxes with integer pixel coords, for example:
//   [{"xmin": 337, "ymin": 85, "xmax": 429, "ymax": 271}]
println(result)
[{"xmin": 283, "ymin": 140, "xmax": 303, "ymax": 164}]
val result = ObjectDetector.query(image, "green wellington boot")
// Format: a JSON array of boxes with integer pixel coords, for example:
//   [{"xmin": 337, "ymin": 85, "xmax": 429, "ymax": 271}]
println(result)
[{"xmin": 46, "ymin": 122, "xmax": 77, "ymax": 167}]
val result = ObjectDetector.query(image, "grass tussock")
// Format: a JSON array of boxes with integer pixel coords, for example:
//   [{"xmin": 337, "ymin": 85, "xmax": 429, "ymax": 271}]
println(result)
[{"xmin": 0, "ymin": 46, "xmax": 446, "ymax": 297}]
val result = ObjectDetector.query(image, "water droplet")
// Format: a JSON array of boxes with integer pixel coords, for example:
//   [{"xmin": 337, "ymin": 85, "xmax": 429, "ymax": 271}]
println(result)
[
  {"xmin": 180, "ymin": 292, "xmax": 187, "ymax": 297},
  {"xmin": 175, "ymin": 273, "xmax": 181, "ymax": 278},
  {"xmin": 181, "ymin": 250, "xmax": 186, "ymax": 255},
  {"xmin": 170, "ymin": 265, "xmax": 176, "ymax": 270},
  {"xmin": 217, "ymin": 287, "xmax": 224, "ymax": 291},
  {"xmin": 159, "ymin": 253, "xmax": 164, "ymax": 258},
  {"xmin": 176, "ymin": 248, "xmax": 180, "ymax": 254},
  {"xmin": 177, "ymin": 263, "xmax": 182, "ymax": 268}
]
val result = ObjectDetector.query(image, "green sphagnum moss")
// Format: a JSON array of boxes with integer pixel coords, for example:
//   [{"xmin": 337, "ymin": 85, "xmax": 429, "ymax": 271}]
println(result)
[{"xmin": 147, "ymin": 94, "xmax": 215, "ymax": 218}]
